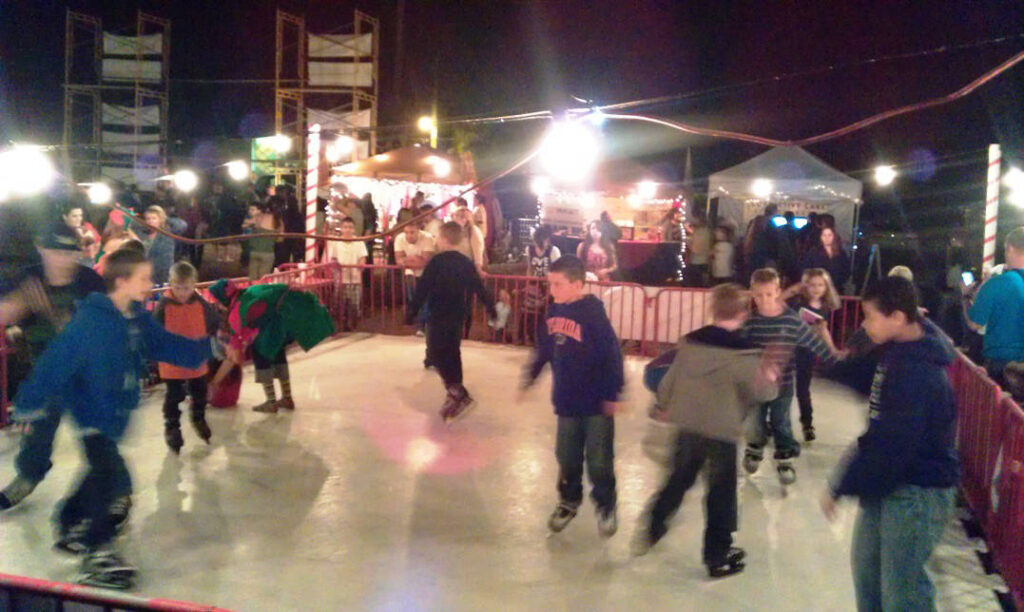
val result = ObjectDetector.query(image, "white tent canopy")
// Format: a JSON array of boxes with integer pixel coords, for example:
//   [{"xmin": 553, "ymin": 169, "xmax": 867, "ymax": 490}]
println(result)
[{"xmin": 708, "ymin": 146, "xmax": 862, "ymax": 244}]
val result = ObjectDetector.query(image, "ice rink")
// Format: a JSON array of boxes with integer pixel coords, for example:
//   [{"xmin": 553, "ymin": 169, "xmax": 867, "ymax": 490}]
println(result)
[{"xmin": 0, "ymin": 334, "xmax": 1009, "ymax": 610}]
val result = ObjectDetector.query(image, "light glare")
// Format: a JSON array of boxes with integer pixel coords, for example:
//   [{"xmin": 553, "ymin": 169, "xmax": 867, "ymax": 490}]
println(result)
[
  {"xmin": 637, "ymin": 180, "xmax": 658, "ymax": 199},
  {"xmin": 173, "ymin": 169, "xmax": 199, "ymax": 193},
  {"xmin": 874, "ymin": 165, "xmax": 897, "ymax": 187},
  {"xmin": 530, "ymin": 176, "xmax": 552, "ymax": 197},
  {"xmin": 226, "ymin": 161, "xmax": 250, "ymax": 181},
  {"xmin": 271, "ymin": 134, "xmax": 292, "ymax": 154},
  {"xmin": 751, "ymin": 178, "xmax": 774, "ymax": 199},
  {"xmin": 0, "ymin": 146, "xmax": 56, "ymax": 198},
  {"xmin": 539, "ymin": 121, "xmax": 600, "ymax": 183},
  {"xmin": 87, "ymin": 182, "xmax": 113, "ymax": 205}
]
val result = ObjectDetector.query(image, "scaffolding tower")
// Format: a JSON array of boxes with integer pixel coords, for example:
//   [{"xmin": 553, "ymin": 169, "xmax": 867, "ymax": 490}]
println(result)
[
  {"xmin": 62, "ymin": 10, "xmax": 170, "ymax": 189},
  {"xmin": 273, "ymin": 9, "xmax": 380, "ymax": 188}
]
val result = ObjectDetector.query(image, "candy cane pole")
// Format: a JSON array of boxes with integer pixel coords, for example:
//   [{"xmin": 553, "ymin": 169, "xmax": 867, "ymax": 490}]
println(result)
[
  {"xmin": 306, "ymin": 124, "xmax": 321, "ymax": 263},
  {"xmin": 982, "ymin": 144, "xmax": 1002, "ymax": 269}
]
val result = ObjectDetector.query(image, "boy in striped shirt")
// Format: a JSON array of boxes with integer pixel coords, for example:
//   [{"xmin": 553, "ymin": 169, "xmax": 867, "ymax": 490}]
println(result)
[{"xmin": 742, "ymin": 268, "xmax": 843, "ymax": 485}]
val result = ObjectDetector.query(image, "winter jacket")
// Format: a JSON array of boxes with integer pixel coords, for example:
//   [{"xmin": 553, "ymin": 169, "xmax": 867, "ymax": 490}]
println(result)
[
  {"xmin": 657, "ymin": 326, "xmax": 779, "ymax": 442},
  {"xmin": 525, "ymin": 294, "xmax": 624, "ymax": 417},
  {"xmin": 230, "ymin": 283, "xmax": 334, "ymax": 359},
  {"xmin": 830, "ymin": 319, "xmax": 959, "ymax": 499},
  {"xmin": 153, "ymin": 291, "xmax": 221, "ymax": 379},
  {"xmin": 13, "ymin": 293, "xmax": 211, "ymax": 440}
]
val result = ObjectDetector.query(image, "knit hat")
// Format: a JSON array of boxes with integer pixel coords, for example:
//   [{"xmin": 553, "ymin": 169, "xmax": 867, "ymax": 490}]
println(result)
[
  {"xmin": 40, "ymin": 223, "xmax": 81, "ymax": 251},
  {"xmin": 208, "ymin": 279, "xmax": 238, "ymax": 306}
]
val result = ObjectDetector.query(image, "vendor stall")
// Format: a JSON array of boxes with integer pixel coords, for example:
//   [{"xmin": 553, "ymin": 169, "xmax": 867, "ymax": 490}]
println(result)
[{"xmin": 707, "ymin": 146, "xmax": 862, "ymax": 245}]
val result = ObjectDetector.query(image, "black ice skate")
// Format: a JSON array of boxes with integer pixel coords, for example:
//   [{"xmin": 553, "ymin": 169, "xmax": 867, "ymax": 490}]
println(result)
[
  {"xmin": 742, "ymin": 447, "xmax": 763, "ymax": 475},
  {"xmin": 165, "ymin": 426, "xmax": 184, "ymax": 454},
  {"xmin": 77, "ymin": 547, "xmax": 137, "ymax": 589},
  {"xmin": 54, "ymin": 520, "xmax": 91, "ymax": 555},
  {"xmin": 548, "ymin": 502, "xmax": 578, "ymax": 533},
  {"xmin": 191, "ymin": 418, "xmax": 212, "ymax": 443},
  {"xmin": 707, "ymin": 547, "xmax": 746, "ymax": 578}
]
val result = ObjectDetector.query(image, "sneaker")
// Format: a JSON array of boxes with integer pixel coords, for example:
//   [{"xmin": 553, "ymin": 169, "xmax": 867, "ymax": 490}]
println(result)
[
  {"xmin": 275, "ymin": 397, "xmax": 296, "ymax": 411},
  {"xmin": 439, "ymin": 391, "xmax": 460, "ymax": 421},
  {"xmin": 423, "ymin": 358, "xmax": 434, "ymax": 370},
  {"xmin": 596, "ymin": 505, "xmax": 618, "ymax": 538},
  {"xmin": 777, "ymin": 461, "xmax": 797, "ymax": 485},
  {"xmin": 742, "ymin": 448, "xmax": 763, "ymax": 475},
  {"xmin": 108, "ymin": 496, "xmax": 132, "ymax": 534},
  {"xmin": 630, "ymin": 520, "xmax": 668, "ymax": 556},
  {"xmin": 191, "ymin": 418, "xmax": 212, "ymax": 443},
  {"xmin": 164, "ymin": 426, "xmax": 184, "ymax": 454},
  {"xmin": 802, "ymin": 424, "xmax": 816, "ymax": 442},
  {"xmin": 548, "ymin": 503, "xmax": 578, "ymax": 533},
  {"xmin": 77, "ymin": 547, "xmax": 137, "ymax": 589},
  {"xmin": 253, "ymin": 399, "xmax": 278, "ymax": 413},
  {"xmin": 707, "ymin": 547, "xmax": 746, "ymax": 578},
  {"xmin": 54, "ymin": 520, "xmax": 91, "ymax": 555},
  {"xmin": 0, "ymin": 475, "xmax": 38, "ymax": 510},
  {"xmin": 445, "ymin": 390, "xmax": 476, "ymax": 423}
]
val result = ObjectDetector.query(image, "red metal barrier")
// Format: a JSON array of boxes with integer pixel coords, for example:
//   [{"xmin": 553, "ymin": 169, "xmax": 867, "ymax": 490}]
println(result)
[{"xmin": 0, "ymin": 572, "xmax": 233, "ymax": 611}]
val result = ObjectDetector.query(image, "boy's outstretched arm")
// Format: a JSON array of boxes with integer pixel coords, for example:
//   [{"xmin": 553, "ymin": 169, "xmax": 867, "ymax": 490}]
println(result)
[
  {"xmin": 523, "ymin": 315, "xmax": 553, "ymax": 389},
  {"xmin": 139, "ymin": 310, "xmax": 212, "ymax": 370}
]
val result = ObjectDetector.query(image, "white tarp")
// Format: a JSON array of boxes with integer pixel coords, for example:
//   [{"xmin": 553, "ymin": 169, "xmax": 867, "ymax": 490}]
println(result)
[
  {"xmin": 308, "ymin": 33, "xmax": 372, "ymax": 58},
  {"xmin": 707, "ymin": 146, "xmax": 862, "ymax": 244},
  {"xmin": 102, "ymin": 59, "xmax": 162, "ymax": 83},
  {"xmin": 103, "ymin": 33, "xmax": 163, "ymax": 56},
  {"xmin": 538, "ymin": 192, "xmax": 611, "ymax": 227},
  {"xmin": 101, "ymin": 132, "xmax": 159, "ymax": 156},
  {"xmin": 306, "ymin": 108, "xmax": 371, "ymax": 131},
  {"xmin": 101, "ymin": 165, "xmax": 162, "ymax": 186},
  {"xmin": 584, "ymin": 284, "xmax": 710, "ymax": 342},
  {"xmin": 308, "ymin": 61, "xmax": 373, "ymax": 87},
  {"xmin": 101, "ymin": 103, "xmax": 160, "ymax": 127}
]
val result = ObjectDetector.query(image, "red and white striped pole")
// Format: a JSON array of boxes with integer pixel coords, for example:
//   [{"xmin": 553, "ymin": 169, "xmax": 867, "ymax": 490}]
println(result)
[
  {"xmin": 983, "ymin": 143, "xmax": 1001, "ymax": 269},
  {"xmin": 305, "ymin": 124, "xmax": 321, "ymax": 263}
]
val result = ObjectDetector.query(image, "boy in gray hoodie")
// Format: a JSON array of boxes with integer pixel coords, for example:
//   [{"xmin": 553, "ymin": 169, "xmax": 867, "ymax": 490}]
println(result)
[{"xmin": 632, "ymin": 283, "xmax": 779, "ymax": 578}]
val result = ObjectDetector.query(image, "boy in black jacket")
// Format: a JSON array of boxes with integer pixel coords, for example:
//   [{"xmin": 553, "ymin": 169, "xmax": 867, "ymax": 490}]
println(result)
[
  {"xmin": 406, "ymin": 221, "xmax": 496, "ymax": 422},
  {"xmin": 522, "ymin": 255, "xmax": 624, "ymax": 537},
  {"xmin": 822, "ymin": 276, "xmax": 958, "ymax": 611}
]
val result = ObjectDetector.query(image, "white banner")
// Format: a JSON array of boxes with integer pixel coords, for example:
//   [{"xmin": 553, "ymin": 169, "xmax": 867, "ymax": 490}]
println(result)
[
  {"xmin": 103, "ymin": 33, "xmax": 163, "ymax": 56},
  {"xmin": 101, "ymin": 165, "xmax": 162, "ymax": 187},
  {"xmin": 102, "ymin": 59, "xmax": 162, "ymax": 83},
  {"xmin": 306, "ymin": 108, "xmax": 371, "ymax": 131},
  {"xmin": 101, "ymin": 103, "xmax": 160, "ymax": 127},
  {"xmin": 307, "ymin": 61, "xmax": 373, "ymax": 87},
  {"xmin": 308, "ymin": 33, "xmax": 372, "ymax": 58},
  {"xmin": 101, "ymin": 133, "xmax": 159, "ymax": 157}
]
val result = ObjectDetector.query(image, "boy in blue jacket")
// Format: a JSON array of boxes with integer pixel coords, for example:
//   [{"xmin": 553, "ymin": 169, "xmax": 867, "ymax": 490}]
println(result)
[
  {"xmin": 821, "ymin": 276, "xmax": 958, "ymax": 611},
  {"xmin": 522, "ymin": 255, "xmax": 624, "ymax": 537},
  {"xmin": 12, "ymin": 249, "xmax": 212, "ymax": 589}
]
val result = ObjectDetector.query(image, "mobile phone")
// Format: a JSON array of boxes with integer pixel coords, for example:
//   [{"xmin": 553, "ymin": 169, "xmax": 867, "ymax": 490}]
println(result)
[{"xmin": 961, "ymin": 271, "xmax": 975, "ymax": 286}]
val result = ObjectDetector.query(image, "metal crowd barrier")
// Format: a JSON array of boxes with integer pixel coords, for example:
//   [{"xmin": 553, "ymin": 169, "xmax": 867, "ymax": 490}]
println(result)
[
  {"xmin": 0, "ymin": 572, "xmax": 231, "ymax": 611},
  {"xmin": 947, "ymin": 356, "xmax": 1024, "ymax": 609},
  {"xmin": 1, "ymin": 263, "xmax": 1021, "ymax": 607}
]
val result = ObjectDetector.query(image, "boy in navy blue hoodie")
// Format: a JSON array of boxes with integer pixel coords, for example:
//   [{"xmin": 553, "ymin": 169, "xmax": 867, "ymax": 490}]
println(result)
[
  {"xmin": 822, "ymin": 276, "xmax": 958, "ymax": 611},
  {"xmin": 12, "ymin": 249, "xmax": 211, "ymax": 589},
  {"xmin": 522, "ymin": 255, "xmax": 624, "ymax": 537}
]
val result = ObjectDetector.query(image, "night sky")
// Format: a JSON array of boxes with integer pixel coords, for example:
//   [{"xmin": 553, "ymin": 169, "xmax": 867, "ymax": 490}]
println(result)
[{"xmin": 2, "ymin": 1, "xmax": 1023, "ymax": 246}]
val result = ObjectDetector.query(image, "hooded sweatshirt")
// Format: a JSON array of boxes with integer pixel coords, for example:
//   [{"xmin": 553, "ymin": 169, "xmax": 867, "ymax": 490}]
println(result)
[
  {"xmin": 525, "ymin": 294, "xmax": 624, "ymax": 417},
  {"xmin": 830, "ymin": 319, "xmax": 959, "ymax": 499},
  {"xmin": 13, "ymin": 293, "xmax": 211, "ymax": 440},
  {"xmin": 657, "ymin": 326, "xmax": 779, "ymax": 442}
]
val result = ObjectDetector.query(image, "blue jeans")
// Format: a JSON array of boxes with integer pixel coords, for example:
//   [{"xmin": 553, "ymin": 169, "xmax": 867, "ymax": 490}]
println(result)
[
  {"xmin": 555, "ymin": 415, "xmax": 616, "ymax": 510},
  {"xmin": 14, "ymin": 401, "xmax": 63, "ymax": 484},
  {"xmin": 57, "ymin": 433, "xmax": 132, "ymax": 549},
  {"xmin": 852, "ymin": 485, "xmax": 955, "ymax": 611},
  {"xmin": 746, "ymin": 394, "xmax": 799, "ymax": 459}
]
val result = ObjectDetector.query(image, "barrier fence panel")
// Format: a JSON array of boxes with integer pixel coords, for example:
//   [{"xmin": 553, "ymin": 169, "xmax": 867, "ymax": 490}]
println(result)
[
  {"xmin": 0, "ymin": 572, "xmax": 232, "ymax": 611},
  {"xmin": 991, "ymin": 396, "xmax": 1024, "ymax": 610}
]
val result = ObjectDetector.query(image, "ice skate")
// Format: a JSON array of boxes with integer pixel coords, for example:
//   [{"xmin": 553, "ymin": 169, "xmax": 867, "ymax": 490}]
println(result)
[
  {"xmin": 164, "ymin": 426, "xmax": 184, "ymax": 454},
  {"xmin": 547, "ymin": 502, "xmax": 577, "ymax": 533},
  {"xmin": 742, "ymin": 447, "xmax": 763, "ymax": 475},
  {"xmin": 776, "ymin": 460, "xmax": 797, "ymax": 485},
  {"xmin": 77, "ymin": 547, "xmax": 136, "ymax": 589},
  {"xmin": 54, "ymin": 520, "xmax": 91, "ymax": 555},
  {"xmin": 0, "ymin": 475, "xmax": 38, "ymax": 510},
  {"xmin": 191, "ymin": 417, "xmax": 212, "ymax": 444},
  {"xmin": 707, "ymin": 547, "xmax": 746, "ymax": 578},
  {"xmin": 445, "ymin": 387, "xmax": 475, "ymax": 423},
  {"xmin": 596, "ymin": 505, "xmax": 618, "ymax": 538},
  {"xmin": 802, "ymin": 423, "xmax": 816, "ymax": 442}
]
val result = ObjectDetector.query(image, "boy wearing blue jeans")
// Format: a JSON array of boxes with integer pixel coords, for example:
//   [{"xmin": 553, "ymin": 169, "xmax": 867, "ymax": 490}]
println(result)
[
  {"xmin": 743, "ymin": 268, "xmax": 840, "ymax": 485},
  {"xmin": 12, "ymin": 249, "xmax": 211, "ymax": 589},
  {"xmin": 822, "ymin": 276, "xmax": 958, "ymax": 611},
  {"xmin": 522, "ymin": 255, "xmax": 624, "ymax": 536}
]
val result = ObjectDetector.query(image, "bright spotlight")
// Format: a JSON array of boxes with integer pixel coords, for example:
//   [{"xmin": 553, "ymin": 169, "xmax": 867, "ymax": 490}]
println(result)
[
  {"xmin": 87, "ymin": 182, "xmax": 113, "ymax": 205},
  {"xmin": 530, "ymin": 175, "xmax": 552, "ymax": 197},
  {"xmin": 271, "ymin": 134, "xmax": 292, "ymax": 154},
  {"xmin": 874, "ymin": 165, "xmax": 897, "ymax": 187},
  {"xmin": 637, "ymin": 180, "xmax": 658, "ymax": 199},
  {"xmin": 431, "ymin": 158, "xmax": 452, "ymax": 178},
  {"xmin": 750, "ymin": 178, "xmax": 774, "ymax": 199},
  {"xmin": 226, "ymin": 161, "xmax": 250, "ymax": 181},
  {"xmin": 417, "ymin": 116, "xmax": 435, "ymax": 133},
  {"xmin": 325, "ymin": 136, "xmax": 355, "ymax": 163},
  {"xmin": 173, "ymin": 169, "xmax": 199, "ymax": 193},
  {"xmin": 539, "ymin": 121, "xmax": 600, "ymax": 183},
  {"xmin": 1007, "ymin": 168, "xmax": 1024, "ymax": 207},
  {"xmin": 0, "ymin": 146, "xmax": 56, "ymax": 198}
]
